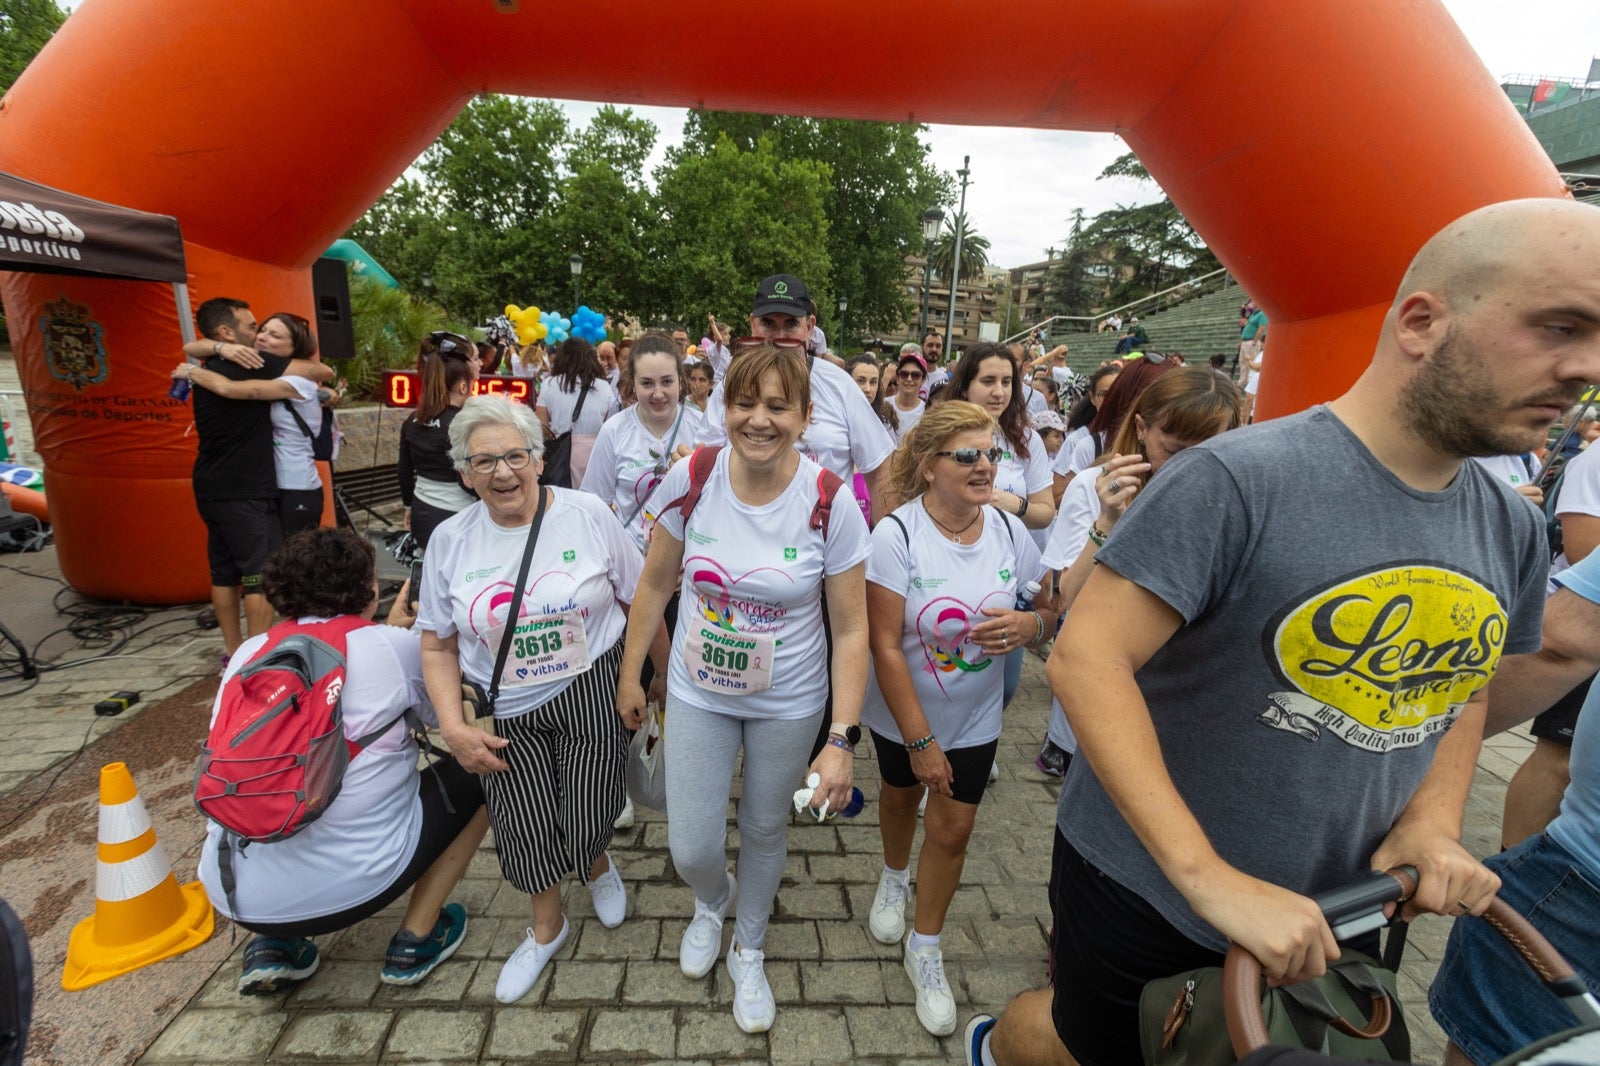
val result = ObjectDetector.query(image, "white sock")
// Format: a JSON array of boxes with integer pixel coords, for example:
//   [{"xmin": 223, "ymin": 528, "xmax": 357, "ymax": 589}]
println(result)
[
  {"xmin": 907, "ymin": 930, "xmax": 940, "ymax": 952},
  {"xmin": 882, "ymin": 864, "xmax": 909, "ymax": 884}
]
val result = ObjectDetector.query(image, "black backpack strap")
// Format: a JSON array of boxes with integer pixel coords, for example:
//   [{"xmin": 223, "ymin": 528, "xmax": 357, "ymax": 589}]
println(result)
[
  {"xmin": 885, "ymin": 513, "xmax": 909, "ymax": 549},
  {"xmin": 281, "ymin": 398, "xmax": 316, "ymax": 440},
  {"xmin": 483, "ymin": 486, "xmax": 550, "ymax": 716}
]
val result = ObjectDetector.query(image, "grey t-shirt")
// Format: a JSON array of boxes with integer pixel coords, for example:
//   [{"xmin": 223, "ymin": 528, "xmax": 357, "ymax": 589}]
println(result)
[{"xmin": 1060, "ymin": 406, "xmax": 1548, "ymax": 950}]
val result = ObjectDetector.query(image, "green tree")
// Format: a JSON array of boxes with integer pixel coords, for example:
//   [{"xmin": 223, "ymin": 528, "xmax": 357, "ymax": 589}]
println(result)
[
  {"xmin": 345, "ymin": 276, "xmax": 451, "ymax": 398},
  {"xmin": 1079, "ymin": 153, "xmax": 1219, "ymax": 306},
  {"xmin": 648, "ymin": 134, "xmax": 831, "ymax": 327},
  {"xmin": 1042, "ymin": 209, "xmax": 1103, "ymax": 319},
  {"xmin": 928, "ymin": 212, "xmax": 990, "ymax": 288},
  {"xmin": 0, "ymin": 0, "xmax": 65, "ymax": 94},
  {"xmin": 679, "ymin": 112, "xmax": 947, "ymax": 336}
]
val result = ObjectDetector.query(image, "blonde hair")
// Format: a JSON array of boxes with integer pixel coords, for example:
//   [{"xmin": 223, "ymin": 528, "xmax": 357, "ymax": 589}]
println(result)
[{"xmin": 887, "ymin": 400, "xmax": 996, "ymax": 503}]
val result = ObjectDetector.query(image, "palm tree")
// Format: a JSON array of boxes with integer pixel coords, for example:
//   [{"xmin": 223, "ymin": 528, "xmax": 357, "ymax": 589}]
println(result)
[{"xmin": 928, "ymin": 212, "xmax": 991, "ymax": 289}]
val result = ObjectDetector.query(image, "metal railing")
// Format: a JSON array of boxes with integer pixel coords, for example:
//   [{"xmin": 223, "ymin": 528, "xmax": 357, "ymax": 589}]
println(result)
[{"xmin": 1003, "ymin": 267, "xmax": 1233, "ymax": 345}]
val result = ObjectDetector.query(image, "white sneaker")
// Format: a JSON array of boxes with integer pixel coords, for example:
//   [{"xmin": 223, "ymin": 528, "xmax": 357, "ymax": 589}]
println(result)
[
  {"xmin": 679, "ymin": 872, "xmax": 737, "ymax": 979},
  {"xmin": 613, "ymin": 794, "xmax": 635, "ymax": 830},
  {"xmin": 588, "ymin": 853, "xmax": 627, "ymax": 929},
  {"xmin": 868, "ymin": 870, "xmax": 909, "ymax": 944},
  {"xmin": 727, "ymin": 942, "xmax": 776, "ymax": 1033},
  {"xmin": 495, "ymin": 917, "xmax": 569, "ymax": 1004},
  {"xmin": 904, "ymin": 936, "xmax": 957, "ymax": 1036},
  {"xmin": 988, "ymin": 761, "xmax": 1000, "ymax": 783},
  {"xmin": 918, "ymin": 788, "xmax": 928, "ymax": 818}
]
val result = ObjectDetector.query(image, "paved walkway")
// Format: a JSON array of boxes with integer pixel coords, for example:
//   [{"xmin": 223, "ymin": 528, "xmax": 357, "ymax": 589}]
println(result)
[{"xmin": 0, "ymin": 565, "xmax": 1535, "ymax": 1065}]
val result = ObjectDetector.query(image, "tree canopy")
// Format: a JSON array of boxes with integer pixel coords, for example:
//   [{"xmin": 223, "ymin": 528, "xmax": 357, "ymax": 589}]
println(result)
[{"xmin": 0, "ymin": 0, "xmax": 64, "ymax": 95}]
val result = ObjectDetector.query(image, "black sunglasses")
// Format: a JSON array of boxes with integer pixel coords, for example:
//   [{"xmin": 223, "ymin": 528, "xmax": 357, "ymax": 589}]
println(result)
[{"xmin": 935, "ymin": 447, "xmax": 1004, "ymax": 466}]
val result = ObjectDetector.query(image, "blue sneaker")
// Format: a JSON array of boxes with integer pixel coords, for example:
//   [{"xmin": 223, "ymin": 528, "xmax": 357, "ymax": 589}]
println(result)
[
  {"xmin": 380, "ymin": 902, "xmax": 467, "ymax": 985},
  {"xmin": 964, "ymin": 1013, "xmax": 996, "ymax": 1066},
  {"xmin": 238, "ymin": 935, "xmax": 318, "ymax": 995}
]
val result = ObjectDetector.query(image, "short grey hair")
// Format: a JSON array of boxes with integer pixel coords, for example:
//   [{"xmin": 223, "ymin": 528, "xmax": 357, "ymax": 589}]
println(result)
[{"xmin": 448, "ymin": 395, "xmax": 544, "ymax": 471}]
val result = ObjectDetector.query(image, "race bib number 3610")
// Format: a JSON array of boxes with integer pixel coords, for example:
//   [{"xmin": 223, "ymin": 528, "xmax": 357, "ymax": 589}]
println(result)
[{"xmin": 684, "ymin": 623, "xmax": 774, "ymax": 695}]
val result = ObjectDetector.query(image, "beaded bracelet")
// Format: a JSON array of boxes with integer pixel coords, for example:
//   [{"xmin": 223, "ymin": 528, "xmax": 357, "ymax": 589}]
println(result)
[
  {"xmin": 1030, "ymin": 610, "xmax": 1045, "ymax": 645},
  {"xmin": 1087, "ymin": 526, "xmax": 1107, "ymax": 547},
  {"xmin": 904, "ymin": 734, "xmax": 936, "ymax": 753}
]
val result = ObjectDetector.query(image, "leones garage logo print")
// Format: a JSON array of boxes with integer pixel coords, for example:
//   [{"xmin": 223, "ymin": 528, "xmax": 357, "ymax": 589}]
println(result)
[{"xmin": 1263, "ymin": 564, "xmax": 1506, "ymax": 753}]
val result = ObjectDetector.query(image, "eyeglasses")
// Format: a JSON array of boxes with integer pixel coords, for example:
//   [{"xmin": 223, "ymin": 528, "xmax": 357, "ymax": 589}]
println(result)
[
  {"xmin": 898, "ymin": 369, "xmax": 925, "ymax": 381},
  {"xmin": 465, "ymin": 448, "xmax": 535, "ymax": 475},
  {"xmin": 935, "ymin": 447, "xmax": 1005, "ymax": 466}
]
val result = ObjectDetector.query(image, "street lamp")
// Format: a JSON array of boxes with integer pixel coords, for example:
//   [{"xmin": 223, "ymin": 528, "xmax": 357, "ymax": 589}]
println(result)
[
  {"xmin": 837, "ymin": 295, "xmax": 848, "ymax": 348},
  {"xmin": 944, "ymin": 156, "xmax": 971, "ymax": 352},
  {"xmin": 568, "ymin": 253, "xmax": 583, "ymax": 307},
  {"xmin": 420, "ymin": 269, "xmax": 433, "ymax": 297},
  {"xmin": 917, "ymin": 207, "xmax": 944, "ymax": 343}
]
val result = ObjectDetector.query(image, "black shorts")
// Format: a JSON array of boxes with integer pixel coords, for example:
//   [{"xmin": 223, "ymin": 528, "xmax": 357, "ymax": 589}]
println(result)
[
  {"xmin": 277, "ymin": 488, "xmax": 324, "ymax": 536},
  {"xmin": 196, "ymin": 497, "xmax": 281, "ymax": 590},
  {"xmin": 870, "ymin": 731, "xmax": 999, "ymax": 806},
  {"xmin": 239, "ymin": 755, "xmax": 485, "ymax": 939},
  {"xmin": 1530, "ymin": 672, "xmax": 1593, "ymax": 746}
]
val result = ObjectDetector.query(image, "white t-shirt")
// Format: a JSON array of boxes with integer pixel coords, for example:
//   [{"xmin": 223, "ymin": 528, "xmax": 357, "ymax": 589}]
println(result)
[
  {"xmin": 1052, "ymin": 428, "xmax": 1101, "ymax": 479},
  {"xmin": 702, "ymin": 356, "xmax": 895, "ymax": 481},
  {"xmin": 892, "ymin": 399, "xmax": 926, "ymax": 442},
  {"xmin": 198, "ymin": 621, "xmax": 435, "ymax": 923},
  {"xmin": 1472, "ymin": 453, "xmax": 1540, "ymax": 491},
  {"xmin": 511, "ymin": 351, "xmax": 541, "ymax": 378},
  {"xmin": 268, "ymin": 377, "xmax": 323, "ymax": 491},
  {"xmin": 1551, "ymin": 443, "xmax": 1600, "ymax": 585},
  {"xmin": 1042, "ymin": 462, "xmax": 1105, "ymax": 571},
  {"xmin": 539, "ymin": 377, "xmax": 620, "ymax": 435},
  {"xmin": 1050, "ymin": 366, "xmax": 1075, "ymax": 387},
  {"xmin": 1022, "ymin": 382, "xmax": 1049, "ymax": 417},
  {"xmin": 417, "ymin": 490, "xmax": 642, "ymax": 717},
  {"xmin": 863, "ymin": 501, "xmax": 1043, "ymax": 750},
  {"xmin": 580, "ymin": 403, "xmax": 708, "ymax": 550},
  {"xmin": 994, "ymin": 428, "xmax": 1052, "ymax": 549},
  {"xmin": 651, "ymin": 448, "xmax": 871, "ymax": 719}
]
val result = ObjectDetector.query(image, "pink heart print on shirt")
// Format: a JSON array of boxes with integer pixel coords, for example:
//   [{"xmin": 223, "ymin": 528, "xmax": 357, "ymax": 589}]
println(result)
[
  {"xmin": 916, "ymin": 591, "xmax": 1012, "ymax": 695},
  {"xmin": 467, "ymin": 570, "xmax": 584, "ymax": 644},
  {"xmin": 684, "ymin": 555, "xmax": 795, "ymax": 637}
]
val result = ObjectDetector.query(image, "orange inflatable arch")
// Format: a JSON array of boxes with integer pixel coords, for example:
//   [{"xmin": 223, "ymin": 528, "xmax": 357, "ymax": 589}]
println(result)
[{"xmin": 0, "ymin": 0, "xmax": 1565, "ymax": 603}]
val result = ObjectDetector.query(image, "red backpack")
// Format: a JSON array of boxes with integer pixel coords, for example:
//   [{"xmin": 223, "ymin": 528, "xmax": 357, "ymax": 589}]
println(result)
[
  {"xmin": 194, "ymin": 616, "xmax": 383, "ymax": 850},
  {"xmin": 665, "ymin": 445, "xmax": 844, "ymax": 538}
]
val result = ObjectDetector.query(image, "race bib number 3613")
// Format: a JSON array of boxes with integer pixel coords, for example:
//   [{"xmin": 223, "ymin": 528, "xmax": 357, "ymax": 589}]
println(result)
[{"xmin": 487, "ymin": 612, "xmax": 591, "ymax": 688}]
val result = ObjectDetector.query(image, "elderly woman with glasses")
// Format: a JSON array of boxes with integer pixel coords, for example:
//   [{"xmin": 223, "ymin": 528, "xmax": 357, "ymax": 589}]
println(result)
[
  {"xmin": 416, "ymin": 394, "xmax": 665, "ymax": 1006},
  {"xmin": 863, "ymin": 400, "xmax": 1054, "ymax": 1037}
]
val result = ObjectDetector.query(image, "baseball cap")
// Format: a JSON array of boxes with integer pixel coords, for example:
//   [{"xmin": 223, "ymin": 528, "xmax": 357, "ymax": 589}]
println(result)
[
  {"xmin": 751, "ymin": 274, "xmax": 812, "ymax": 317},
  {"xmin": 897, "ymin": 351, "xmax": 928, "ymax": 373}
]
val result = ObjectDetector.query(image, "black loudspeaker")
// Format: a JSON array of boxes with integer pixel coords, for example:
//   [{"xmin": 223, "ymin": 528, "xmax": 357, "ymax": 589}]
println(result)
[{"xmin": 311, "ymin": 257, "xmax": 355, "ymax": 361}]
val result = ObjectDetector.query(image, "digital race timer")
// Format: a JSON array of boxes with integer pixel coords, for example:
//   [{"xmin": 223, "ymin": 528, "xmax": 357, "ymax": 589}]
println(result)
[{"xmin": 380, "ymin": 370, "xmax": 533, "ymax": 408}]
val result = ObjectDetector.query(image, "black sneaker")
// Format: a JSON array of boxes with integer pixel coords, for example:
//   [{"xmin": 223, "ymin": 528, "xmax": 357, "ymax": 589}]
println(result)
[
  {"xmin": 1035, "ymin": 739, "xmax": 1069, "ymax": 778},
  {"xmin": 380, "ymin": 902, "xmax": 467, "ymax": 985},
  {"xmin": 238, "ymin": 935, "xmax": 318, "ymax": 995}
]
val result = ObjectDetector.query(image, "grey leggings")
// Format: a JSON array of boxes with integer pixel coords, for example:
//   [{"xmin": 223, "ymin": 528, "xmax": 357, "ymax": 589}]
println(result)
[{"xmin": 664, "ymin": 693, "xmax": 823, "ymax": 951}]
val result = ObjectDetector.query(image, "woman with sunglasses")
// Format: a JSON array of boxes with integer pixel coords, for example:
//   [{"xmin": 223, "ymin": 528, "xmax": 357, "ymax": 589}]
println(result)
[
  {"xmin": 889, "ymin": 351, "xmax": 931, "ymax": 441},
  {"xmin": 862, "ymin": 401, "xmax": 1054, "ymax": 1036},
  {"xmin": 417, "ymin": 395, "xmax": 659, "ymax": 1005},
  {"xmin": 1033, "ymin": 367, "xmax": 1243, "ymax": 777},
  {"xmin": 398, "ymin": 332, "xmax": 481, "ymax": 551},
  {"xmin": 616, "ymin": 344, "xmax": 870, "ymax": 1035},
  {"xmin": 580, "ymin": 332, "xmax": 706, "ymax": 550},
  {"xmin": 181, "ymin": 312, "xmax": 328, "ymax": 535}
]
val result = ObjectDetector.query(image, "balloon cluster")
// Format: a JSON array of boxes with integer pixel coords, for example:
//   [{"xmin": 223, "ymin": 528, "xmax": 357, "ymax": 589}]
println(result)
[
  {"xmin": 570, "ymin": 305, "xmax": 607, "ymax": 344},
  {"xmin": 540, "ymin": 309, "xmax": 572, "ymax": 345},
  {"xmin": 504, "ymin": 304, "xmax": 546, "ymax": 345}
]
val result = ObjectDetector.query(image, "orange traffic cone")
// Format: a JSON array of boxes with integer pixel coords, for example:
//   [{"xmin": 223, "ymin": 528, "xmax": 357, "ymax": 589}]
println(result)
[{"xmin": 62, "ymin": 762, "xmax": 213, "ymax": 990}]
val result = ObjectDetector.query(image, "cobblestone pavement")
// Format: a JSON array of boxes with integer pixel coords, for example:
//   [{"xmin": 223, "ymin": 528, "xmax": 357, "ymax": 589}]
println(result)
[{"xmin": 0, "ymin": 537, "xmax": 1535, "ymax": 1064}]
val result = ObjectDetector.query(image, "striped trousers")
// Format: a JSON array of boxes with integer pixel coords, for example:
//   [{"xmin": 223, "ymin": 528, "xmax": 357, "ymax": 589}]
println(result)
[{"xmin": 481, "ymin": 641, "xmax": 628, "ymax": 895}]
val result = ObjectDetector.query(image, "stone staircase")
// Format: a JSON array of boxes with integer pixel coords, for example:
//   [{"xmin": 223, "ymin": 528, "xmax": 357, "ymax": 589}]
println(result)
[{"xmin": 1045, "ymin": 285, "xmax": 1250, "ymax": 375}]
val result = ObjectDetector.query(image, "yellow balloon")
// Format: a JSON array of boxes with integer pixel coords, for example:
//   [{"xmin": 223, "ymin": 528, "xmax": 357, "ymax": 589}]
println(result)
[{"xmin": 504, "ymin": 303, "xmax": 521, "ymax": 317}]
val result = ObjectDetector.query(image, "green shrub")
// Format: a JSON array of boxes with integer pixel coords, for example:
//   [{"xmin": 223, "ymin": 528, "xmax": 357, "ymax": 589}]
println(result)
[{"xmin": 344, "ymin": 275, "xmax": 473, "ymax": 399}]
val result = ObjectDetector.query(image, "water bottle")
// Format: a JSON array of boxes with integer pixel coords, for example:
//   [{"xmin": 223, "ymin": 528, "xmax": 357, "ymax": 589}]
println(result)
[
  {"xmin": 792, "ymin": 773, "xmax": 865, "ymax": 821},
  {"xmin": 168, "ymin": 377, "xmax": 191, "ymax": 402},
  {"xmin": 1015, "ymin": 579, "xmax": 1041, "ymax": 612}
]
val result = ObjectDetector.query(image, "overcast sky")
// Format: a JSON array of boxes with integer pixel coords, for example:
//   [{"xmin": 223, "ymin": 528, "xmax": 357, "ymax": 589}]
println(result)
[{"xmin": 553, "ymin": 0, "xmax": 1600, "ymax": 269}]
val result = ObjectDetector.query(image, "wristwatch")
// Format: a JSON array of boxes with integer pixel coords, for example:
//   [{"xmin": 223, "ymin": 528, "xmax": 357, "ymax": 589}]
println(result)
[{"xmin": 829, "ymin": 723, "xmax": 861, "ymax": 747}]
